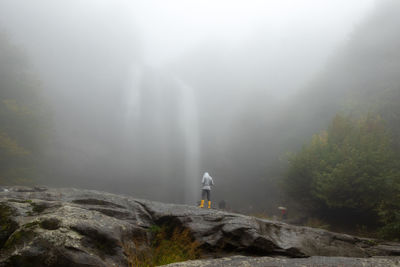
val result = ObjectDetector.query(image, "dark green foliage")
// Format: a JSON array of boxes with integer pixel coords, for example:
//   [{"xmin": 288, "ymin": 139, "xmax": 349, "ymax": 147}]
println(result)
[
  {"xmin": 378, "ymin": 215, "xmax": 400, "ymax": 241},
  {"xmin": 377, "ymin": 192, "xmax": 400, "ymax": 241},
  {"xmin": 283, "ymin": 114, "xmax": 400, "ymax": 237},
  {"xmin": 0, "ymin": 31, "xmax": 50, "ymax": 185}
]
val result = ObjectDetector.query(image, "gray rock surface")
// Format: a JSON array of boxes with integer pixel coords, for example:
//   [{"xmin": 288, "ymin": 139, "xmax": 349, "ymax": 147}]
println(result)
[
  {"xmin": 1, "ymin": 186, "xmax": 400, "ymax": 266},
  {"xmin": 163, "ymin": 255, "xmax": 400, "ymax": 267}
]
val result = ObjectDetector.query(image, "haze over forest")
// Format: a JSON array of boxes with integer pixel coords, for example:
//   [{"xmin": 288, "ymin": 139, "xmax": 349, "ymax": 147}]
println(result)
[{"xmin": 1, "ymin": 0, "xmax": 399, "ymax": 236}]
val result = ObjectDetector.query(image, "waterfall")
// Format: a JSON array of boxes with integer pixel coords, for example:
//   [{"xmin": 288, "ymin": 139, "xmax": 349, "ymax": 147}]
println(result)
[
  {"xmin": 175, "ymin": 78, "xmax": 201, "ymax": 205},
  {"xmin": 122, "ymin": 66, "xmax": 201, "ymax": 204},
  {"xmin": 124, "ymin": 66, "xmax": 143, "ymax": 126}
]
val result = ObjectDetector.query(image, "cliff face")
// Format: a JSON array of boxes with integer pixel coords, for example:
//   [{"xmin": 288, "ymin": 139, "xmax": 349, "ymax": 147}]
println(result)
[{"xmin": 0, "ymin": 186, "xmax": 399, "ymax": 267}]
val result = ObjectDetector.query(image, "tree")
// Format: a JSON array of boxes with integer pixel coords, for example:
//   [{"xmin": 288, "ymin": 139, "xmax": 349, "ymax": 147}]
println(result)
[
  {"xmin": 283, "ymin": 114, "xmax": 400, "ymax": 234},
  {"xmin": 0, "ymin": 32, "xmax": 49, "ymax": 184}
]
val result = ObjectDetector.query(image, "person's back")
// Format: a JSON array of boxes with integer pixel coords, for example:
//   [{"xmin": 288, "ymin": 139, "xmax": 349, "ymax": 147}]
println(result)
[
  {"xmin": 199, "ymin": 172, "xmax": 214, "ymax": 208},
  {"xmin": 202, "ymin": 173, "xmax": 214, "ymax": 190}
]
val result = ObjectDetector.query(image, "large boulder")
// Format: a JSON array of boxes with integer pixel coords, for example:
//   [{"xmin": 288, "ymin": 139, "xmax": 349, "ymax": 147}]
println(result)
[{"xmin": 0, "ymin": 186, "xmax": 399, "ymax": 266}]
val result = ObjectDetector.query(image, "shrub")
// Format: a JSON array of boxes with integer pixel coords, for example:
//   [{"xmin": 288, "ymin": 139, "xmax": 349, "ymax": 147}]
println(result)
[{"xmin": 123, "ymin": 225, "xmax": 201, "ymax": 267}]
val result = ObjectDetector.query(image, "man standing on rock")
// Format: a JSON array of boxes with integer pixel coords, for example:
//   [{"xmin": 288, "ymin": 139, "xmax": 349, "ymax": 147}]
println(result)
[{"xmin": 199, "ymin": 172, "xmax": 214, "ymax": 209}]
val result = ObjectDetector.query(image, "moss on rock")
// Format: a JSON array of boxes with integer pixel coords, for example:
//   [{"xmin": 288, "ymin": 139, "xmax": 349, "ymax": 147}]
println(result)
[
  {"xmin": 30, "ymin": 202, "xmax": 47, "ymax": 214},
  {"xmin": 7, "ymin": 199, "xmax": 33, "ymax": 204},
  {"xmin": 24, "ymin": 220, "xmax": 40, "ymax": 229},
  {"xmin": 0, "ymin": 203, "xmax": 18, "ymax": 249},
  {"xmin": 3, "ymin": 229, "xmax": 36, "ymax": 249}
]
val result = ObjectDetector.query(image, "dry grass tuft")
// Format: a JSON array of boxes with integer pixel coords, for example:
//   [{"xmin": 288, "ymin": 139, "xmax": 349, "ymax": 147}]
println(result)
[{"xmin": 123, "ymin": 225, "xmax": 201, "ymax": 267}]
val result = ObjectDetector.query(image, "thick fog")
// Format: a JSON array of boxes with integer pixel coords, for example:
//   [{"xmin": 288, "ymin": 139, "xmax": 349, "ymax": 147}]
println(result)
[{"xmin": 0, "ymin": 0, "xmax": 378, "ymax": 209}]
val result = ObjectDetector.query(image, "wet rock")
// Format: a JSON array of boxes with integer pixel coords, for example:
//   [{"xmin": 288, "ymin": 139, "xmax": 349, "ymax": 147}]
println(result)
[
  {"xmin": 39, "ymin": 218, "xmax": 61, "ymax": 230},
  {"xmin": 71, "ymin": 198, "xmax": 125, "ymax": 209},
  {"xmin": 162, "ymin": 255, "xmax": 400, "ymax": 267},
  {"xmin": 0, "ymin": 186, "xmax": 399, "ymax": 266}
]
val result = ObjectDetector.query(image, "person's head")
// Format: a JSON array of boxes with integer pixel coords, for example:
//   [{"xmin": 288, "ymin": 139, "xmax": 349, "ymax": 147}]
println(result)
[{"xmin": 203, "ymin": 172, "xmax": 210, "ymax": 177}]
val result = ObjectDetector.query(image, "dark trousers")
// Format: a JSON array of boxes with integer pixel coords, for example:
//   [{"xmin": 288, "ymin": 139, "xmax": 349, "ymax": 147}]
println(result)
[{"xmin": 201, "ymin": 189, "xmax": 211, "ymax": 201}]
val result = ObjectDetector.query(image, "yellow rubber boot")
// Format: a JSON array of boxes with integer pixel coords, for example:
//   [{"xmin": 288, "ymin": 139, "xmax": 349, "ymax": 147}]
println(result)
[
  {"xmin": 208, "ymin": 201, "xmax": 211, "ymax": 209},
  {"xmin": 199, "ymin": 200, "xmax": 204, "ymax": 208}
]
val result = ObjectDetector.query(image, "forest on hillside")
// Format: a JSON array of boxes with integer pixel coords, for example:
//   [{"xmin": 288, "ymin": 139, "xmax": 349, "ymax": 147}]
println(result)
[{"xmin": 280, "ymin": 0, "xmax": 400, "ymax": 239}]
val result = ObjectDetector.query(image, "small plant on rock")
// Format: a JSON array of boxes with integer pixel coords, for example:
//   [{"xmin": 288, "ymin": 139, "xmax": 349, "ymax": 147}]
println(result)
[{"xmin": 123, "ymin": 225, "xmax": 201, "ymax": 267}]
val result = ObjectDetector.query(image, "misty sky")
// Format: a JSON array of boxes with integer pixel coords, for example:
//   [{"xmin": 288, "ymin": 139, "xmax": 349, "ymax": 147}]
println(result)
[
  {"xmin": 0, "ymin": 0, "xmax": 376, "ymax": 101},
  {"xmin": 133, "ymin": 0, "xmax": 375, "ymax": 65},
  {"xmin": 0, "ymin": 0, "xmax": 375, "ymax": 67}
]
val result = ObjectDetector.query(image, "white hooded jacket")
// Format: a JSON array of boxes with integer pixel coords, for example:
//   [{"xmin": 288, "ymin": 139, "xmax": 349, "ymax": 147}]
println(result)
[{"xmin": 201, "ymin": 172, "xmax": 214, "ymax": 190}]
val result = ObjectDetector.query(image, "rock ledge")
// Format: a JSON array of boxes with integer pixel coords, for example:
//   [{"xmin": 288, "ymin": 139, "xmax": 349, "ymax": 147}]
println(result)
[{"xmin": 1, "ymin": 186, "xmax": 399, "ymax": 267}]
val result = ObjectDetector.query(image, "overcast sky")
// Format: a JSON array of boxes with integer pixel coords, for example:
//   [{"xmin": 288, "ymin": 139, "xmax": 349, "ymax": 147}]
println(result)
[
  {"xmin": 0, "ymin": 0, "xmax": 376, "ymax": 67},
  {"xmin": 132, "ymin": 0, "xmax": 376, "ymax": 65}
]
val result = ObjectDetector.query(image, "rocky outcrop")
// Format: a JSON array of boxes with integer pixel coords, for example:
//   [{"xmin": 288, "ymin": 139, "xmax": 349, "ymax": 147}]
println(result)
[
  {"xmin": 164, "ymin": 255, "xmax": 400, "ymax": 267},
  {"xmin": 1, "ymin": 186, "xmax": 400, "ymax": 267}
]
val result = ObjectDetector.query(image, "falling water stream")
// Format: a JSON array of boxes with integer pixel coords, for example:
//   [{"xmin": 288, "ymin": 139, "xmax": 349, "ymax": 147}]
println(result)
[
  {"xmin": 123, "ymin": 67, "xmax": 201, "ymax": 205},
  {"xmin": 175, "ymin": 78, "xmax": 201, "ymax": 205}
]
